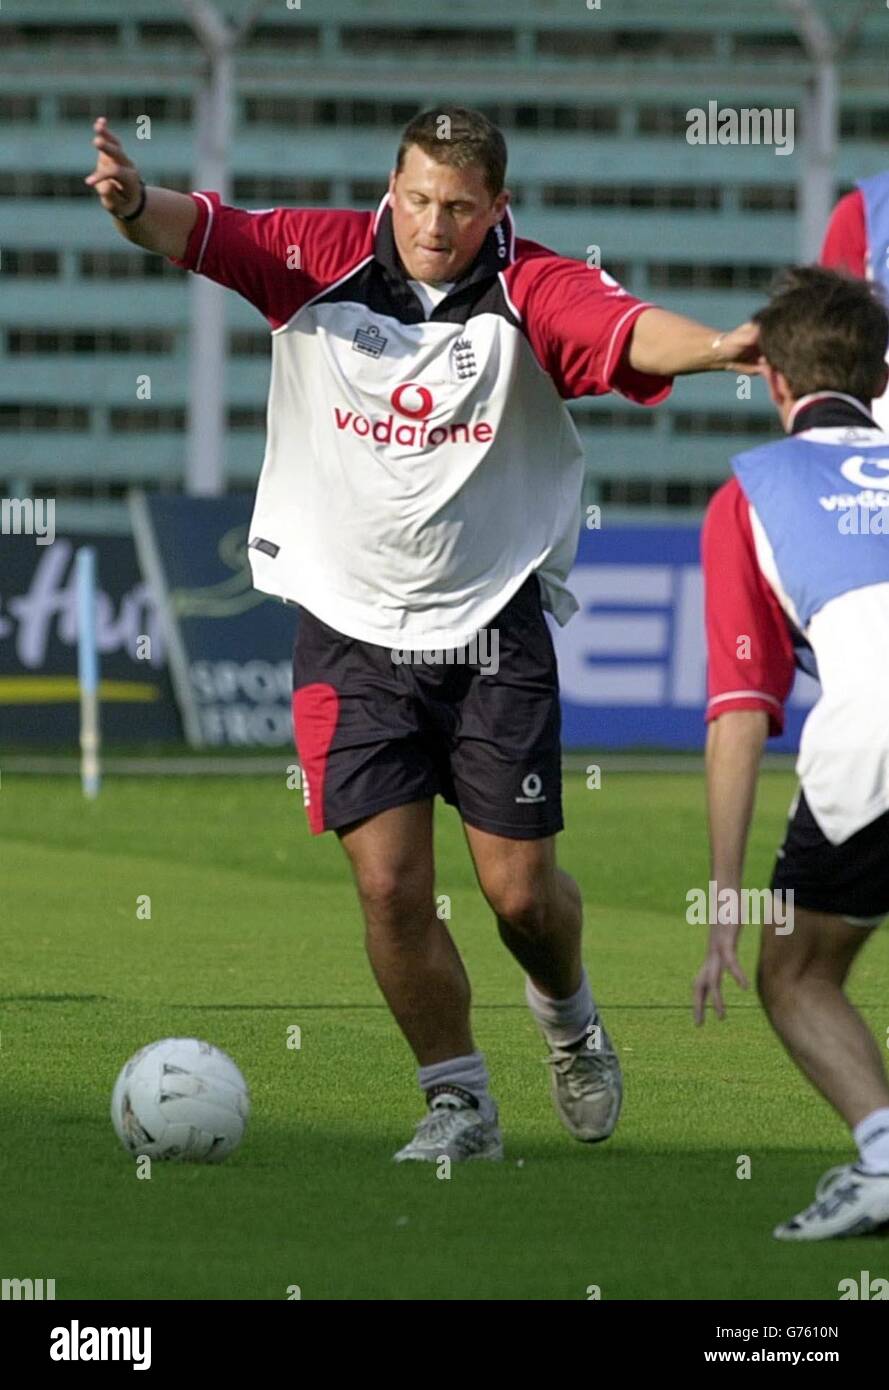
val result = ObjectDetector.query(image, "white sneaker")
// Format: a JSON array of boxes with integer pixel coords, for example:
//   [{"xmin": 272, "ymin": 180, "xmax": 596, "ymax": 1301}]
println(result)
[
  {"xmin": 774, "ymin": 1164, "xmax": 889, "ymax": 1241},
  {"xmin": 393, "ymin": 1095, "xmax": 503, "ymax": 1163},
  {"xmin": 543, "ymin": 1021, "xmax": 623, "ymax": 1142}
]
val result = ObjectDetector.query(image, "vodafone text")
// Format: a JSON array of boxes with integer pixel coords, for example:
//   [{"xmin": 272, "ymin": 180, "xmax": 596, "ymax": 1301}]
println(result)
[{"xmin": 333, "ymin": 407, "xmax": 493, "ymax": 449}]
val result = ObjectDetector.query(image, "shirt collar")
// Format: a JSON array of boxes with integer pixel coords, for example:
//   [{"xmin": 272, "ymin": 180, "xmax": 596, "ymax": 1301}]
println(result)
[
  {"xmin": 371, "ymin": 194, "xmax": 515, "ymax": 299},
  {"xmin": 788, "ymin": 390, "xmax": 878, "ymax": 434}
]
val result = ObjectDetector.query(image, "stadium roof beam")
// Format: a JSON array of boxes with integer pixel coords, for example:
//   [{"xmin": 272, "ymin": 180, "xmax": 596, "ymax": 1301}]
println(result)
[{"xmin": 3, "ymin": 51, "xmax": 887, "ymax": 96}]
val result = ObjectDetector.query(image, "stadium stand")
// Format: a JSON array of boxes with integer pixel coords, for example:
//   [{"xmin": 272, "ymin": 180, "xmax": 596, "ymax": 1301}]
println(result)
[{"xmin": 1, "ymin": 0, "xmax": 887, "ymax": 532}]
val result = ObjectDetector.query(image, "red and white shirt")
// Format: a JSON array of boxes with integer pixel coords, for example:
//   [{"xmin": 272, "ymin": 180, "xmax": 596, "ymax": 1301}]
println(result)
[
  {"xmin": 172, "ymin": 193, "xmax": 671, "ymax": 648},
  {"xmin": 821, "ymin": 187, "xmax": 889, "ymax": 431}
]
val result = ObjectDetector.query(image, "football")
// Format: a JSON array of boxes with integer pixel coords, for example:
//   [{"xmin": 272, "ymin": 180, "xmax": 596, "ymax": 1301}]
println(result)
[{"xmin": 111, "ymin": 1038, "xmax": 250, "ymax": 1163}]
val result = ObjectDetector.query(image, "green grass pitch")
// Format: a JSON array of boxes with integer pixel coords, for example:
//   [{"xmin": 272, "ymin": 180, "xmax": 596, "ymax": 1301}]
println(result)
[{"xmin": 2, "ymin": 769, "xmax": 887, "ymax": 1300}]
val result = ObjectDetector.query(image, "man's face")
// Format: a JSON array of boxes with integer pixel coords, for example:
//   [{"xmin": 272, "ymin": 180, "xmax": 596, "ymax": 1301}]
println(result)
[{"xmin": 388, "ymin": 144, "xmax": 509, "ymax": 285}]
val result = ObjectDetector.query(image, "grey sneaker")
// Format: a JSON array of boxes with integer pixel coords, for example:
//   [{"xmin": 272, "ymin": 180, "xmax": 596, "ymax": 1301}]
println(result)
[
  {"xmin": 544, "ymin": 1020, "xmax": 622, "ymax": 1142},
  {"xmin": 773, "ymin": 1164, "xmax": 889, "ymax": 1241},
  {"xmin": 393, "ymin": 1094, "xmax": 503, "ymax": 1163}
]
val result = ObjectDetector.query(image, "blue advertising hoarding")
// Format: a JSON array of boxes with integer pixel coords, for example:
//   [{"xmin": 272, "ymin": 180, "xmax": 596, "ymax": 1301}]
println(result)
[
  {"xmin": 552, "ymin": 524, "xmax": 816, "ymax": 750},
  {"xmin": 130, "ymin": 494, "xmax": 817, "ymax": 752},
  {"xmin": 132, "ymin": 492, "xmax": 298, "ymax": 747},
  {"xmin": 0, "ymin": 531, "xmax": 181, "ymax": 744}
]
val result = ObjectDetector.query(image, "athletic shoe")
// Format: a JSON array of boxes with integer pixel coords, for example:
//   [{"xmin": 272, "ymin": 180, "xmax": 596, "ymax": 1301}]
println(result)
[
  {"xmin": 773, "ymin": 1163, "xmax": 889, "ymax": 1240},
  {"xmin": 393, "ymin": 1094, "xmax": 503, "ymax": 1163},
  {"xmin": 543, "ymin": 1020, "xmax": 622, "ymax": 1142}
]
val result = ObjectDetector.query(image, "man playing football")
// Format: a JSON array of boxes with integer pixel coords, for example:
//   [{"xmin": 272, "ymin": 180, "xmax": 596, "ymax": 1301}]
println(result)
[{"xmin": 89, "ymin": 104, "xmax": 760, "ymax": 1162}]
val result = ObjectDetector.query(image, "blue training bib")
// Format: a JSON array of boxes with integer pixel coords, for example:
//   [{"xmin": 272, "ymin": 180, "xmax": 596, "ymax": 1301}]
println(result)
[
  {"xmin": 859, "ymin": 173, "xmax": 889, "ymax": 295},
  {"xmin": 732, "ymin": 434, "xmax": 889, "ymax": 628}
]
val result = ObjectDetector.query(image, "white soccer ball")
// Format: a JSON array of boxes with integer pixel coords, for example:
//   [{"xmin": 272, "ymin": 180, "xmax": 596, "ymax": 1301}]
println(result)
[{"xmin": 111, "ymin": 1038, "xmax": 250, "ymax": 1163}]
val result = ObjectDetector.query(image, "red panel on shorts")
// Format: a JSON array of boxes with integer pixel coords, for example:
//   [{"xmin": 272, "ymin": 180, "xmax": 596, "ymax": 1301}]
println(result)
[{"xmin": 292, "ymin": 683, "xmax": 340, "ymax": 834}]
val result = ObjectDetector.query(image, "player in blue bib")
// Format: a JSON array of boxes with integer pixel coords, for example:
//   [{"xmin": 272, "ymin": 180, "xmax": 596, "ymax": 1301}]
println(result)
[{"xmin": 695, "ymin": 266, "xmax": 889, "ymax": 1240}]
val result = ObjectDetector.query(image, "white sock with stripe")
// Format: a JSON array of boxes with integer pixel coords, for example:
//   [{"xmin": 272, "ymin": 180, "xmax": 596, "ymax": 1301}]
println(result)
[
  {"xmin": 417, "ymin": 1051, "xmax": 496, "ymax": 1121},
  {"xmin": 854, "ymin": 1107, "xmax": 889, "ymax": 1174},
  {"xmin": 525, "ymin": 970, "xmax": 595, "ymax": 1048}
]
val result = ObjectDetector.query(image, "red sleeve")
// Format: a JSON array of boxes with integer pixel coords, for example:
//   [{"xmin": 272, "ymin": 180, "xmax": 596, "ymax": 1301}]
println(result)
[
  {"xmin": 701, "ymin": 479, "xmax": 796, "ymax": 736},
  {"xmin": 506, "ymin": 247, "xmax": 673, "ymax": 404},
  {"xmin": 819, "ymin": 190, "xmax": 867, "ymax": 277},
  {"xmin": 169, "ymin": 193, "xmax": 374, "ymax": 329}
]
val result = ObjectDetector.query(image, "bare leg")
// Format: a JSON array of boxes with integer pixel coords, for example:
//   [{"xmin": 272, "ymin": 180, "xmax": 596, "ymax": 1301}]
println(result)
[
  {"xmin": 338, "ymin": 801, "xmax": 474, "ymax": 1065},
  {"xmin": 461, "ymin": 826, "xmax": 582, "ymax": 998},
  {"xmin": 462, "ymin": 822, "xmax": 624, "ymax": 1145},
  {"xmin": 757, "ymin": 906, "xmax": 889, "ymax": 1127}
]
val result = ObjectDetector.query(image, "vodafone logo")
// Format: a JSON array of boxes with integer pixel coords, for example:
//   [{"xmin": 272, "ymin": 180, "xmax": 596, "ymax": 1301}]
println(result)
[
  {"xmin": 839, "ymin": 453, "xmax": 889, "ymax": 488},
  {"xmin": 390, "ymin": 383, "xmax": 434, "ymax": 419},
  {"xmin": 332, "ymin": 381, "xmax": 494, "ymax": 450},
  {"xmin": 515, "ymin": 771, "xmax": 546, "ymax": 805}
]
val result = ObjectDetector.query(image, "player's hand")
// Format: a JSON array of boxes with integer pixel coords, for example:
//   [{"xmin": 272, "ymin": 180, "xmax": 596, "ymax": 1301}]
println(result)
[
  {"xmin": 693, "ymin": 921, "xmax": 749, "ymax": 1024},
  {"xmin": 712, "ymin": 321, "xmax": 763, "ymax": 375},
  {"xmin": 84, "ymin": 117, "xmax": 143, "ymax": 216}
]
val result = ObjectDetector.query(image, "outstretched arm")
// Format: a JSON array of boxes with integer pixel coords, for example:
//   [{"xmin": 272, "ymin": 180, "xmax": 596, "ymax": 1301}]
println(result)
[
  {"xmin": 626, "ymin": 306, "xmax": 762, "ymax": 377},
  {"xmin": 84, "ymin": 117, "xmax": 198, "ymax": 260},
  {"xmin": 693, "ymin": 710, "xmax": 768, "ymax": 1024}
]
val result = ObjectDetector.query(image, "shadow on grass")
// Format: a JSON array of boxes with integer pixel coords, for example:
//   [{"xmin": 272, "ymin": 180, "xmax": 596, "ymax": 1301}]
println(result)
[
  {"xmin": 3, "ymin": 1095, "xmax": 886, "ymax": 1299},
  {"xmin": 0, "ymin": 993, "xmax": 112, "ymax": 1004}
]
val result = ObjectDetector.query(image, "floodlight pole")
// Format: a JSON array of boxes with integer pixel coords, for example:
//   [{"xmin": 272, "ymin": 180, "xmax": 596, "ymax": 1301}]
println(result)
[
  {"xmin": 784, "ymin": 0, "xmax": 869, "ymax": 263},
  {"xmin": 182, "ymin": 1, "xmax": 267, "ymax": 496}
]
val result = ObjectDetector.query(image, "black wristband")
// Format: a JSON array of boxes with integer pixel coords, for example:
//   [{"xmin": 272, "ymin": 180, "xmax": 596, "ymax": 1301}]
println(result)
[{"xmin": 115, "ymin": 180, "xmax": 147, "ymax": 223}]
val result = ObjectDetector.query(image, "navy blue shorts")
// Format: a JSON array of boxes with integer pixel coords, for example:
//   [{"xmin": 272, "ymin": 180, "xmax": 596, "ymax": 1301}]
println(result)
[
  {"xmin": 291, "ymin": 575, "xmax": 563, "ymax": 839},
  {"xmin": 770, "ymin": 789, "xmax": 889, "ymax": 921}
]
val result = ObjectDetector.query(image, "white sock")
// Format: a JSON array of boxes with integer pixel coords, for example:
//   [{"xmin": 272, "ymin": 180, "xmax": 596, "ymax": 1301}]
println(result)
[
  {"xmin": 417, "ymin": 1052, "xmax": 496, "ymax": 1121},
  {"xmin": 854, "ymin": 1107, "xmax": 889, "ymax": 1175},
  {"xmin": 525, "ymin": 970, "xmax": 595, "ymax": 1048}
]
